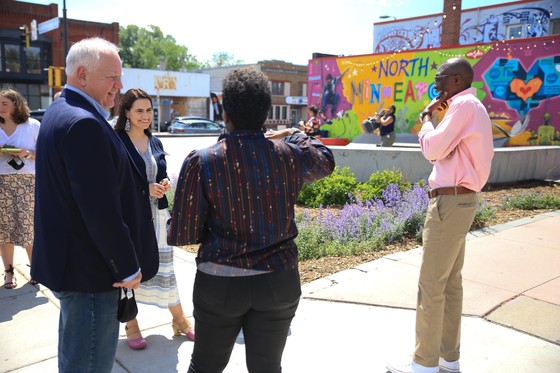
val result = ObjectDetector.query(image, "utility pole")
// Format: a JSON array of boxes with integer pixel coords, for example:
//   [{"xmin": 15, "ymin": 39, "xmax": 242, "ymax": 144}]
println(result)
[{"xmin": 63, "ymin": 0, "xmax": 68, "ymax": 58}]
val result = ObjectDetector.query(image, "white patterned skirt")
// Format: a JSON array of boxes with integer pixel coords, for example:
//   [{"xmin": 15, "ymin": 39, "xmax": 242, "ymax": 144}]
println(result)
[{"xmin": 135, "ymin": 208, "xmax": 180, "ymax": 308}]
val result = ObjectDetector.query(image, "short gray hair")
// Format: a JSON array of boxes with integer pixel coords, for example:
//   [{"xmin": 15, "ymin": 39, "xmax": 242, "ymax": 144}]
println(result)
[{"xmin": 65, "ymin": 37, "xmax": 120, "ymax": 77}]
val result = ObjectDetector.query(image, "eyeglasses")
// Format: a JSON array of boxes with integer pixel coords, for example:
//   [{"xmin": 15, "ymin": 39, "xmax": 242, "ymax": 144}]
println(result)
[{"xmin": 434, "ymin": 74, "xmax": 462, "ymax": 83}]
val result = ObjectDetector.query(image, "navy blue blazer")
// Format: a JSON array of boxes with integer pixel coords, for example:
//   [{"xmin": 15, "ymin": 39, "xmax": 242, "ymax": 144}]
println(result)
[
  {"xmin": 116, "ymin": 131, "xmax": 169, "ymax": 210},
  {"xmin": 32, "ymin": 89, "xmax": 159, "ymax": 292}
]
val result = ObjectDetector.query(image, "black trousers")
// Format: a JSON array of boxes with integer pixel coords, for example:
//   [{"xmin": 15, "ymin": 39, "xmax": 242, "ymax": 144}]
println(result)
[{"xmin": 188, "ymin": 269, "xmax": 301, "ymax": 373}]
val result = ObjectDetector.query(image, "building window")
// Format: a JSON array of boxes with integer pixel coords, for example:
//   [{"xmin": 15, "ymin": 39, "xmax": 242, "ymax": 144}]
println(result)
[
  {"xmin": 269, "ymin": 105, "xmax": 289, "ymax": 120},
  {"xmin": 271, "ymin": 81, "xmax": 284, "ymax": 96},
  {"xmin": 26, "ymin": 46, "xmax": 41, "ymax": 75},
  {"xmin": 4, "ymin": 44, "xmax": 21, "ymax": 73},
  {"xmin": 0, "ymin": 82, "xmax": 50, "ymax": 110},
  {"xmin": 506, "ymin": 24, "xmax": 525, "ymax": 39},
  {"xmin": 298, "ymin": 82, "xmax": 307, "ymax": 96},
  {"xmin": 552, "ymin": 19, "xmax": 560, "ymax": 35}
]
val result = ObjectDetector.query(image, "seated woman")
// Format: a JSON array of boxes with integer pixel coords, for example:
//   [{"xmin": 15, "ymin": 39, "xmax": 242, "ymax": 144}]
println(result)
[{"xmin": 299, "ymin": 105, "xmax": 321, "ymax": 136}]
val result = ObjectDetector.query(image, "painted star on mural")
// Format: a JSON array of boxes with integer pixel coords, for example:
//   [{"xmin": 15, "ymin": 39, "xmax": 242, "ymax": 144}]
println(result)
[
  {"xmin": 431, "ymin": 62, "xmax": 438, "ymax": 70},
  {"xmin": 372, "ymin": 65, "xmax": 377, "ymax": 72}
]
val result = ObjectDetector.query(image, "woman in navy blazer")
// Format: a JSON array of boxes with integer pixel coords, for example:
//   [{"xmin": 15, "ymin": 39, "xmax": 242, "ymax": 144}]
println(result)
[{"xmin": 115, "ymin": 88, "xmax": 195, "ymax": 351}]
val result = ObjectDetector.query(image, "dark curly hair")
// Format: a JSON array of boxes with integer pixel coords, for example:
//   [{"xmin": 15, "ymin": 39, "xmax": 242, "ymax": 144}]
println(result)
[
  {"xmin": 0, "ymin": 88, "xmax": 30, "ymax": 124},
  {"xmin": 114, "ymin": 88, "xmax": 153, "ymax": 135},
  {"xmin": 221, "ymin": 68, "xmax": 271, "ymax": 131},
  {"xmin": 309, "ymin": 105, "xmax": 318, "ymax": 116}
]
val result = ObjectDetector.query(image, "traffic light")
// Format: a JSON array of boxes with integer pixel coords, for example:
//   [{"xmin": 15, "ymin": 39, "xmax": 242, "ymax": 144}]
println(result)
[
  {"xmin": 47, "ymin": 66, "xmax": 65, "ymax": 88},
  {"xmin": 19, "ymin": 25, "xmax": 30, "ymax": 48}
]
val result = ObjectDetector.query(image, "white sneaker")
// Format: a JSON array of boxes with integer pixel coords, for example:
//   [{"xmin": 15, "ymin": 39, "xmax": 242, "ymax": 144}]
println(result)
[
  {"xmin": 438, "ymin": 358, "xmax": 460, "ymax": 373},
  {"xmin": 386, "ymin": 360, "xmax": 439, "ymax": 373}
]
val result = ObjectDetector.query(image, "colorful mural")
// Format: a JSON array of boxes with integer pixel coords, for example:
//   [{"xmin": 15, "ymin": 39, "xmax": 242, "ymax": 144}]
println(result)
[
  {"xmin": 307, "ymin": 35, "xmax": 560, "ymax": 147},
  {"xmin": 373, "ymin": 0, "xmax": 558, "ymax": 53}
]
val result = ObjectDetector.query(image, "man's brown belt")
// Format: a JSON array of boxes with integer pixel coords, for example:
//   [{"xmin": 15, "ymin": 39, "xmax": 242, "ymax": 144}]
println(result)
[{"xmin": 428, "ymin": 186, "xmax": 475, "ymax": 199}]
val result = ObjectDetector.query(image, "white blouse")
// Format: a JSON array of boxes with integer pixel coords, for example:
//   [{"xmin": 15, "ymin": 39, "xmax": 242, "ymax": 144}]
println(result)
[{"xmin": 0, "ymin": 118, "xmax": 40, "ymax": 175}]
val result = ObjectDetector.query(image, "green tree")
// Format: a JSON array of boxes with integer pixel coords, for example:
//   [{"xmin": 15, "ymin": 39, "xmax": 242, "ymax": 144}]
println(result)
[
  {"xmin": 211, "ymin": 52, "xmax": 243, "ymax": 67},
  {"xmin": 119, "ymin": 25, "xmax": 206, "ymax": 71}
]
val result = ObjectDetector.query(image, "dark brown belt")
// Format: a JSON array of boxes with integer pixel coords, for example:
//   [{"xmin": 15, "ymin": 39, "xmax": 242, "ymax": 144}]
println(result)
[{"xmin": 428, "ymin": 186, "xmax": 475, "ymax": 199}]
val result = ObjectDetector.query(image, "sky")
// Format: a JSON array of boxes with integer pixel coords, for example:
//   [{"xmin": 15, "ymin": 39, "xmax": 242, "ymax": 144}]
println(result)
[{"xmin": 23, "ymin": 0, "xmax": 511, "ymax": 66}]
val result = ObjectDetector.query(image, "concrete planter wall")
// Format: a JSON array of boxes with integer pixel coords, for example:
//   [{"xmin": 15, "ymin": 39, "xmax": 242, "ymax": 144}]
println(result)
[{"xmin": 329, "ymin": 145, "xmax": 560, "ymax": 185}]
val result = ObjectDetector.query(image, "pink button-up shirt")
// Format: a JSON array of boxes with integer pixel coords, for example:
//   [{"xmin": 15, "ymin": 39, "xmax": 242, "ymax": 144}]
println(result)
[{"xmin": 419, "ymin": 87, "xmax": 494, "ymax": 192}]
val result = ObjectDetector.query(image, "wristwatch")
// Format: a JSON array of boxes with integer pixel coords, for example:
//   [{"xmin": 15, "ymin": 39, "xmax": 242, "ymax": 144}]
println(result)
[{"xmin": 420, "ymin": 111, "xmax": 432, "ymax": 121}]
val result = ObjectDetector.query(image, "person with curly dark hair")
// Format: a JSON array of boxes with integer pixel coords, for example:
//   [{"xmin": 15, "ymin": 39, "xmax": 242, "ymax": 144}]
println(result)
[{"xmin": 169, "ymin": 68, "xmax": 335, "ymax": 373}]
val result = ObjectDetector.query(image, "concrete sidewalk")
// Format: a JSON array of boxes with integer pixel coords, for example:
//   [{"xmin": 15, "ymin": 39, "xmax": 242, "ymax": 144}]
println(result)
[{"xmin": 1, "ymin": 212, "xmax": 559, "ymax": 372}]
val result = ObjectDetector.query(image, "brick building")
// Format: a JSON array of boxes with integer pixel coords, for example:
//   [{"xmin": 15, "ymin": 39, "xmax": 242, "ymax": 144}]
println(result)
[
  {"xmin": 0, "ymin": 0, "xmax": 119, "ymax": 110},
  {"xmin": 195, "ymin": 60, "xmax": 309, "ymax": 129}
]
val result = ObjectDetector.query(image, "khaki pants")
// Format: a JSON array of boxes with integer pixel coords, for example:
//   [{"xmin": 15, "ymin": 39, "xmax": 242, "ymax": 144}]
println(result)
[{"xmin": 414, "ymin": 193, "xmax": 477, "ymax": 367}]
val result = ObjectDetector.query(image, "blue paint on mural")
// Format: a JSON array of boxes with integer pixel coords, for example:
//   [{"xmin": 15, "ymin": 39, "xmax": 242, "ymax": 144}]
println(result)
[{"xmin": 484, "ymin": 57, "xmax": 560, "ymax": 117}]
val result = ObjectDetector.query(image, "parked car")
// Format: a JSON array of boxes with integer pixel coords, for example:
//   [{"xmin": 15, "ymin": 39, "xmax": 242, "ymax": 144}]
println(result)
[
  {"xmin": 29, "ymin": 109, "xmax": 46, "ymax": 122},
  {"xmin": 170, "ymin": 116, "xmax": 225, "ymax": 129},
  {"xmin": 168, "ymin": 117, "xmax": 224, "ymax": 135}
]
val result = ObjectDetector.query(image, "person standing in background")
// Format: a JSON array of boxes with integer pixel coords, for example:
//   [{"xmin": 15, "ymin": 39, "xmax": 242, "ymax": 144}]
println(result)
[
  {"xmin": 386, "ymin": 57, "xmax": 494, "ymax": 373},
  {"xmin": 375, "ymin": 104, "xmax": 396, "ymax": 147},
  {"xmin": 114, "ymin": 88, "xmax": 195, "ymax": 350},
  {"xmin": 32, "ymin": 37, "xmax": 159, "ymax": 373},
  {"xmin": 169, "ymin": 68, "xmax": 335, "ymax": 373},
  {"xmin": 0, "ymin": 88, "xmax": 40, "ymax": 289}
]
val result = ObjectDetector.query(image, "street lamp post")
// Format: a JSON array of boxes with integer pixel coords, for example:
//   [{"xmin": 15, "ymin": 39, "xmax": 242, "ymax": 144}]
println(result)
[{"xmin": 63, "ymin": 0, "xmax": 68, "ymax": 58}]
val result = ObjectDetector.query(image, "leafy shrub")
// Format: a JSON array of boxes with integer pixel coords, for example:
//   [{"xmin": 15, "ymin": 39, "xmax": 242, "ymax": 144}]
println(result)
[
  {"xmin": 166, "ymin": 189, "xmax": 175, "ymax": 214},
  {"xmin": 353, "ymin": 183, "xmax": 380, "ymax": 202},
  {"xmin": 363, "ymin": 170, "xmax": 411, "ymax": 200},
  {"xmin": 299, "ymin": 168, "xmax": 413, "ymax": 207},
  {"xmin": 351, "ymin": 170, "xmax": 412, "ymax": 203},
  {"xmin": 297, "ymin": 167, "xmax": 358, "ymax": 207},
  {"xmin": 502, "ymin": 193, "xmax": 560, "ymax": 210}
]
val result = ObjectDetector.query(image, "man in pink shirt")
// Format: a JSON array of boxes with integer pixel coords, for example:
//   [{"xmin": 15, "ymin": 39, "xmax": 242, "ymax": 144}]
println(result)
[{"xmin": 387, "ymin": 58, "xmax": 494, "ymax": 373}]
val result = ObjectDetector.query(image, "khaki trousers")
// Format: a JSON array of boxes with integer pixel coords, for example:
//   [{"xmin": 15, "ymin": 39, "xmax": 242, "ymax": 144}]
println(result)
[{"xmin": 414, "ymin": 193, "xmax": 477, "ymax": 367}]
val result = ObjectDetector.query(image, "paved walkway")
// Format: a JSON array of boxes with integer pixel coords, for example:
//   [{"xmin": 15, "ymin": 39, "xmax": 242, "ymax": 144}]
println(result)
[{"xmin": 1, "ymin": 212, "xmax": 559, "ymax": 372}]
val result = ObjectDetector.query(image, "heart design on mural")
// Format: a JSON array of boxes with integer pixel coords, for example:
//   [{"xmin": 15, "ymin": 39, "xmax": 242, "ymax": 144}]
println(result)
[{"xmin": 510, "ymin": 77, "xmax": 543, "ymax": 102}]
